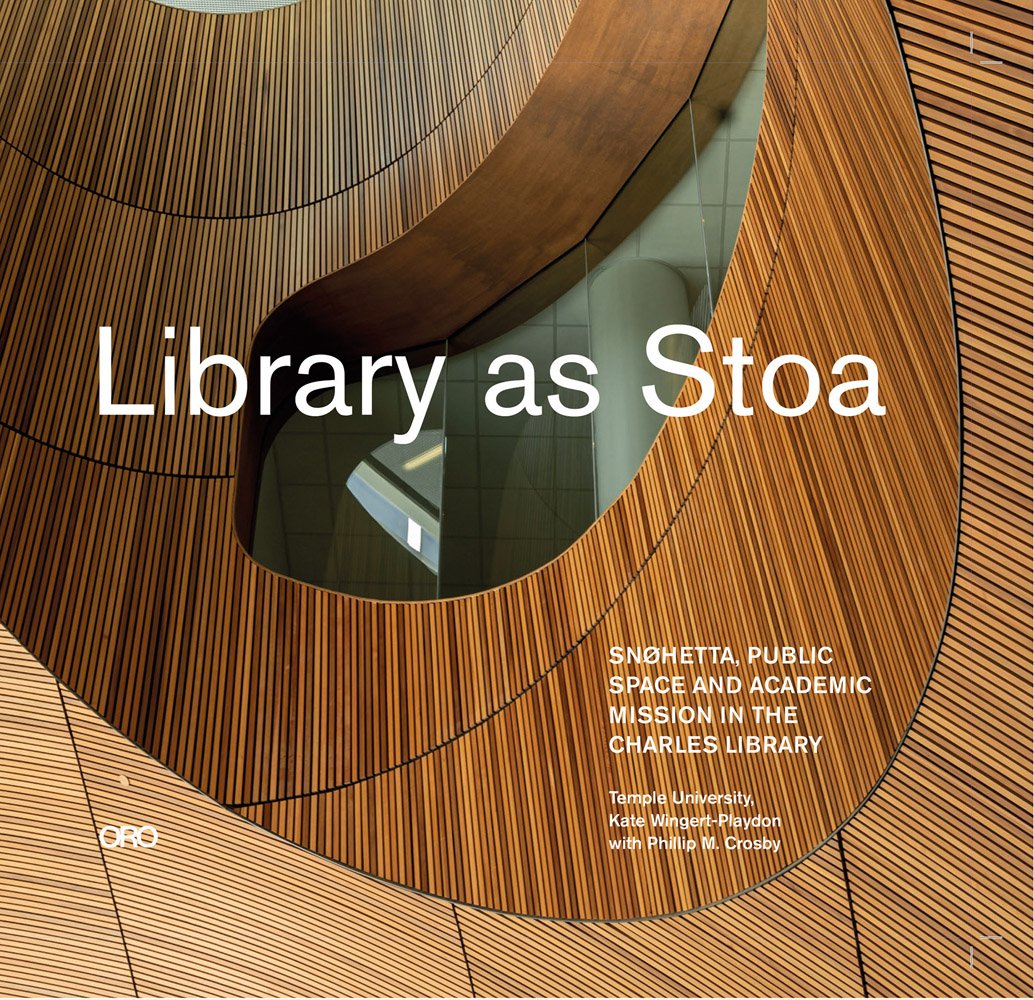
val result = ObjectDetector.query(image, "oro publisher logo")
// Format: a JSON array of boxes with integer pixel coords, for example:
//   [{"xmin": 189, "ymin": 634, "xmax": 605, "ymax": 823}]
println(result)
[{"xmin": 98, "ymin": 825, "xmax": 159, "ymax": 849}]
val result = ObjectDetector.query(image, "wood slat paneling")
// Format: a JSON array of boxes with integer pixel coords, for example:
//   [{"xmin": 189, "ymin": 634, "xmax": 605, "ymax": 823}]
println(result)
[
  {"xmin": 0, "ymin": 0, "xmax": 964, "ymax": 920},
  {"xmin": 237, "ymin": 0, "xmax": 961, "ymax": 917},
  {"xmin": 0, "ymin": 629, "xmax": 135, "ymax": 998},
  {"xmin": 0, "ymin": 0, "xmax": 572, "ymax": 219},
  {"xmin": 1, "ymin": 623, "xmax": 473, "ymax": 997},
  {"xmin": 0, "ymin": 0, "xmax": 730, "ymax": 475},
  {"xmin": 837, "ymin": 0, "xmax": 1032, "ymax": 994},
  {"xmin": 2, "ymin": 621, "xmax": 866, "ymax": 997},
  {"xmin": 456, "ymin": 841, "xmax": 862, "ymax": 998},
  {"xmin": 62, "ymin": 673, "xmax": 473, "ymax": 998},
  {"xmin": 0, "ymin": 0, "xmax": 1029, "ymax": 974}
]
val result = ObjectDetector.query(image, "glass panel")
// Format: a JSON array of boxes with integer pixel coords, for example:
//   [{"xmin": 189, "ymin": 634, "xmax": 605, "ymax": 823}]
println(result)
[
  {"xmin": 694, "ymin": 38, "xmax": 768, "ymax": 295},
  {"xmin": 251, "ymin": 30, "xmax": 767, "ymax": 600},
  {"xmin": 252, "ymin": 365, "xmax": 445, "ymax": 600},
  {"xmin": 438, "ymin": 305, "xmax": 596, "ymax": 596}
]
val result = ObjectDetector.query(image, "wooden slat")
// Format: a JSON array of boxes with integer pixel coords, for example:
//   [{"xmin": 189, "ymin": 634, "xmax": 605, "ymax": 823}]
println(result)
[
  {"xmin": 2, "ymin": 619, "xmax": 869, "ymax": 997},
  {"xmin": 236, "ymin": 0, "xmax": 961, "ymax": 918},
  {"xmin": 0, "ymin": 0, "xmax": 1028, "ymax": 984},
  {"xmin": 0, "ymin": 0, "xmax": 567, "ymax": 219},
  {"xmin": 837, "ymin": 0, "xmax": 1033, "ymax": 994},
  {"xmin": 456, "ymin": 842, "xmax": 862, "ymax": 997},
  {"xmin": 0, "ymin": 0, "xmax": 726, "ymax": 476},
  {"xmin": 1, "ymin": 623, "xmax": 472, "ymax": 996},
  {"xmin": 0, "ymin": 0, "xmax": 961, "ymax": 920},
  {"xmin": 0, "ymin": 628, "xmax": 135, "ymax": 997},
  {"xmin": 62, "ymin": 670, "xmax": 472, "ymax": 998}
]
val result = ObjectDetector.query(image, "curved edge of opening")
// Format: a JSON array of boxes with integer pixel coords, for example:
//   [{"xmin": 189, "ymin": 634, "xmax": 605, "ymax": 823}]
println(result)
[{"xmin": 232, "ymin": 0, "xmax": 767, "ymax": 603}]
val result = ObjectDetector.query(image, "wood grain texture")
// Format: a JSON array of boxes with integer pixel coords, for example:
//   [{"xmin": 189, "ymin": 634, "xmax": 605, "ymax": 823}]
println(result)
[
  {"xmin": 0, "ymin": 0, "xmax": 751, "ymax": 837},
  {"xmin": 240, "ymin": 0, "xmax": 961, "ymax": 917},
  {"xmin": 250, "ymin": 0, "xmax": 737, "ymax": 365},
  {"xmin": 0, "ymin": 0, "xmax": 574, "ymax": 218},
  {"xmin": 0, "ymin": 630, "xmax": 135, "ymax": 998},
  {"xmin": 0, "ymin": 0, "xmax": 1029, "ymax": 971},
  {"xmin": 839, "ymin": 0, "xmax": 1033, "ymax": 995},
  {"xmin": 0, "ymin": 0, "xmax": 736, "ymax": 475},
  {"xmin": 1, "ymin": 624, "xmax": 472, "ymax": 998},
  {"xmin": 455, "ymin": 842, "xmax": 864, "ymax": 997},
  {"xmin": 0, "ymin": 0, "xmax": 964, "ymax": 921},
  {"xmin": 1, "ymin": 622, "xmax": 864, "ymax": 997}
]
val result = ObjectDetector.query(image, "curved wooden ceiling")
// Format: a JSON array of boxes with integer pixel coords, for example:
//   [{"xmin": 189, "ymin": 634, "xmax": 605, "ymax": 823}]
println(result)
[
  {"xmin": 0, "ymin": 0, "xmax": 1029, "ymax": 970},
  {"xmin": 0, "ymin": 0, "xmax": 760, "ymax": 810},
  {"xmin": 0, "ymin": 0, "xmax": 961, "ymax": 920},
  {"xmin": 0, "ymin": 0, "xmax": 574, "ymax": 218},
  {"xmin": 0, "ymin": 0, "xmax": 733, "ymax": 473},
  {"xmin": 239, "ymin": 0, "xmax": 964, "ymax": 902},
  {"xmin": 4, "ymin": 623, "xmax": 871, "ymax": 996},
  {"xmin": 250, "ymin": 0, "xmax": 742, "ymax": 363}
]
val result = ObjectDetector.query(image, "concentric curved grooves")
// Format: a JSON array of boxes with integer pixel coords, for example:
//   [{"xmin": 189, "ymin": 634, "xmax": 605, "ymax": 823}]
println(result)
[
  {"xmin": 0, "ymin": 0, "xmax": 1029, "ymax": 988},
  {"xmin": 0, "ymin": 0, "xmax": 574, "ymax": 219},
  {"xmin": 838, "ymin": 0, "xmax": 1032, "ymax": 994},
  {"xmin": 0, "ymin": 0, "xmax": 961, "ymax": 905},
  {"xmin": 0, "ymin": 0, "xmax": 751, "ymax": 809},
  {"xmin": 2, "ymin": 621, "xmax": 866, "ymax": 998},
  {"xmin": 0, "ymin": 0, "xmax": 714, "ymax": 475},
  {"xmin": 0, "ymin": 0, "xmax": 1013, "ymax": 930}
]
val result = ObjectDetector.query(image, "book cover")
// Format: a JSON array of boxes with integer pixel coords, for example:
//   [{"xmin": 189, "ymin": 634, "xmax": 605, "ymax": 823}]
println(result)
[{"xmin": 0, "ymin": 0, "xmax": 1030, "ymax": 996}]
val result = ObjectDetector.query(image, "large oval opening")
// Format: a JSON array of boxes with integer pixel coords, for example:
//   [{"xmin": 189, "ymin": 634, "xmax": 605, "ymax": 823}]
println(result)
[{"xmin": 248, "ymin": 15, "xmax": 767, "ymax": 600}]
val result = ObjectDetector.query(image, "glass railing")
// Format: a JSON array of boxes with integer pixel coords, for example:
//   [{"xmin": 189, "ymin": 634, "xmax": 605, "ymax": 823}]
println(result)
[{"xmin": 251, "ymin": 27, "xmax": 767, "ymax": 600}]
